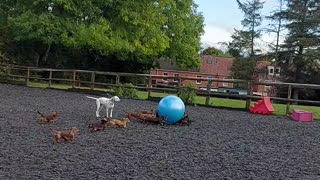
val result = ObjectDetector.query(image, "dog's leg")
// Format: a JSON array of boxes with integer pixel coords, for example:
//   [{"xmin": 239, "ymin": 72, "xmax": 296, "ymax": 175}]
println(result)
[
  {"xmin": 106, "ymin": 107, "xmax": 109, "ymax": 118},
  {"xmin": 96, "ymin": 100, "xmax": 101, "ymax": 117},
  {"xmin": 109, "ymin": 107, "xmax": 113, "ymax": 118}
]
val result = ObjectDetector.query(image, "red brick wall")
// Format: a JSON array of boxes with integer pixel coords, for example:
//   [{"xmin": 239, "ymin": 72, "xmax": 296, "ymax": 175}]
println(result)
[{"xmin": 151, "ymin": 69, "xmax": 233, "ymax": 89}]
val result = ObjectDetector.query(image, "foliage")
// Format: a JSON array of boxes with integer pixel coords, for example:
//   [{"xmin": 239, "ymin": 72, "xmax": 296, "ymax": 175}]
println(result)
[
  {"xmin": 234, "ymin": 0, "xmax": 264, "ymax": 56},
  {"xmin": 224, "ymin": 29, "xmax": 252, "ymax": 57},
  {"xmin": 265, "ymin": 0, "xmax": 285, "ymax": 56},
  {"xmin": 177, "ymin": 82, "xmax": 196, "ymax": 105},
  {"xmin": 231, "ymin": 57, "xmax": 256, "ymax": 80},
  {"xmin": 1, "ymin": 0, "xmax": 204, "ymax": 70},
  {"xmin": 201, "ymin": 47, "xmax": 232, "ymax": 57},
  {"xmin": 280, "ymin": 0, "xmax": 320, "ymax": 99},
  {"xmin": 161, "ymin": 0, "xmax": 204, "ymax": 69},
  {"xmin": 112, "ymin": 83, "xmax": 138, "ymax": 99}
]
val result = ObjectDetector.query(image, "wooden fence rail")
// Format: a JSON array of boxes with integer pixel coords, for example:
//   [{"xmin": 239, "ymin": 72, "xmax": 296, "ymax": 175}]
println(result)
[{"xmin": 1, "ymin": 64, "xmax": 320, "ymax": 115}]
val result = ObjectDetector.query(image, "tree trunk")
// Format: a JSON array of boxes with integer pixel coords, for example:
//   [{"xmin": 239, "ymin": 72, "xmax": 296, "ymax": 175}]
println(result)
[
  {"xmin": 35, "ymin": 52, "xmax": 40, "ymax": 67},
  {"xmin": 41, "ymin": 44, "xmax": 51, "ymax": 65},
  {"xmin": 292, "ymin": 45, "xmax": 304, "ymax": 102},
  {"xmin": 34, "ymin": 44, "xmax": 51, "ymax": 67}
]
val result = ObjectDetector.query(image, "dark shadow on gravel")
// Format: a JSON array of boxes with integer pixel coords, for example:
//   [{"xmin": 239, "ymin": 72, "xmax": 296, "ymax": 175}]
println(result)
[{"xmin": 1, "ymin": 83, "xmax": 320, "ymax": 179}]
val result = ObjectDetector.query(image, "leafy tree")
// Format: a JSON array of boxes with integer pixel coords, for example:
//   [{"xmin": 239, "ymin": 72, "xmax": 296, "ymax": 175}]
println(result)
[
  {"xmin": 226, "ymin": 0, "xmax": 264, "ymax": 81},
  {"xmin": 225, "ymin": 29, "xmax": 252, "ymax": 57},
  {"xmin": 281, "ymin": 0, "xmax": 320, "ymax": 99},
  {"xmin": 161, "ymin": 0, "xmax": 204, "ymax": 69},
  {"xmin": 230, "ymin": 57, "xmax": 256, "ymax": 80},
  {"xmin": 2, "ymin": 0, "xmax": 204, "ymax": 71},
  {"xmin": 201, "ymin": 47, "xmax": 232, "ymax": 57}
]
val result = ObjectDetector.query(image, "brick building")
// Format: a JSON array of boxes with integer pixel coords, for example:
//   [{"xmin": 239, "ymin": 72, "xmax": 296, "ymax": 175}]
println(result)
[
  {"xmin": 252, "ymin": 61, "xmax": 281, "ymax": 96},
  {"xmin": 150, "ymin": 55, "xmax": 234, "ymax": 90}
]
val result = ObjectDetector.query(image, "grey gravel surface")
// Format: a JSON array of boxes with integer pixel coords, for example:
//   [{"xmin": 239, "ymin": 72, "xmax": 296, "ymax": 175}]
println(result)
[{"xmin": 0, "ymin": 83, "xmax": 320, "ymax": 180}]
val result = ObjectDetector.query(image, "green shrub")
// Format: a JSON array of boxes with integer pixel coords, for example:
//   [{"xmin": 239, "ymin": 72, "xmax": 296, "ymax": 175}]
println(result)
[
  {"xmin": 0, "ymin": 52, "xmax": 13, "ymax": 76},
  {"xmin": 177, "ymin": 82, "xmax": 196, "ymax": 105},
  {"xmin": 112, "ymin": 83, "xmax": 138, "ymax": 98}
]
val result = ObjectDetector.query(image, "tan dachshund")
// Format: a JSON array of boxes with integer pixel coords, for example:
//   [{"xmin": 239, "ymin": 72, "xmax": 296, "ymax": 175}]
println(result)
[
  {"xmin": 106, "ymin": 118, "xmax": 130, "ymax": 128},
  {"xmin": 52, "ymin": 127, "xmax": 79, "ymax": 144}
]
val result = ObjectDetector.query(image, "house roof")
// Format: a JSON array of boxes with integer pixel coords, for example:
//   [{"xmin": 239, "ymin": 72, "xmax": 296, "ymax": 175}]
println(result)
[
  {"xmin": 255, "ymin": 61, "xmax": 271, "ymax": 71},
  {"xmin": 155, "ymin": 58, "xmax": 199, "ymax": 72},
  {"xmin": 199, "ymin": 55, "xmax": 234, "ymax": 76},
  {"xmin": 154, "ymin": 55, "xmax": 234, "ymax": 77}
]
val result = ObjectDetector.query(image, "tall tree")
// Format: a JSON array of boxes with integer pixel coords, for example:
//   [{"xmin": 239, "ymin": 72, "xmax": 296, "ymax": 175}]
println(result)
[
  {"xmin": 161, "ymin": 0, "xmax": 204, "ymax": 69},
  {"xmin": 282, "ymin": 0, "xmax": 320, "ymax": 99},
  {"xmin": 236, "ymin": 0, "xmax": 264, "ymax": 56},
  {"xmin": 266, "ymin": 0, "xmax": 286, "ymax": 59},
  {"xmin": 225, "ymin": 29, "xmax": 252, "ymax": 57},
  {"xmin": 231, "ymin": 57, "xmax": 256, "ymax": 80},
  {"xmin": 226, "ymin": 0, "xmax": 264, "ymax": 80}
]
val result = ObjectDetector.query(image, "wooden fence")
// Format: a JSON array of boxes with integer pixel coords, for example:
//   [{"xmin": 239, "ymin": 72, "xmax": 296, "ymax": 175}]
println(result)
[{"xmin": 1, "ymin": 64, "xmax": 320, "ymax": 115}]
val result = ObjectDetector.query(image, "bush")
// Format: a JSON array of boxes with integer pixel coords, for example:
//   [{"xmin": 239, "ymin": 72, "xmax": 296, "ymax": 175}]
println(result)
[
  {"xmin": 112, "ymin": 83, "xmax": 138, "ymax": 98},
  {"xmin": 177, "ymin": 82, "xmax": 196, "ymax": 105},
  {"xmin": 0, "ymin": 51, "xmax": 13, "ymax": 76}
]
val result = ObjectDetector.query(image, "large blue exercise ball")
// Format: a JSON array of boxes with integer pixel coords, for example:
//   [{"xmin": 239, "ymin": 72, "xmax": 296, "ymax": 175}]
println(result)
[{"xmin": 157, "ymin": 95, "xmax": 185, "ymax": 124}]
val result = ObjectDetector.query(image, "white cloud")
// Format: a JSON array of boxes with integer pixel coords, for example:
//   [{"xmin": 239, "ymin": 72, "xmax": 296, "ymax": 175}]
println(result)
[
  {"xmin": 199, "ymin": 0, "xmax": 287, "ymax": 53},
  {"xmin": 200, "ymin": 24, "xmax": 235, "ymax": 50}
]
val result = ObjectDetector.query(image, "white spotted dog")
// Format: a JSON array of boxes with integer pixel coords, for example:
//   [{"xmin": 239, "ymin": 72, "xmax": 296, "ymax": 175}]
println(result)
[{"xmin": 86, "ymin": 96, "xmax": 120, "ymax": 118}]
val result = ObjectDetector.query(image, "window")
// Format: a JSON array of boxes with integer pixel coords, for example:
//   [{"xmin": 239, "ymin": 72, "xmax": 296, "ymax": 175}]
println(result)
[
  {"xmin": 268, "ymin": 66, "xmax": 274, "ymax": 75},
  {"xmin": 173, "ymin": 73, "xmax": 179, "ymax": 82},
  {"xmin": 163, "ymin": 72, "xmax": 168, "ymax": 81},
  {"xmin": 275, "ymin": 67, "xmax": 280, "ymax": 75},
  {"xmin": 196, "ymin": 76, "xmax": 202, "ymax": 84},
  {"xmin": 222, "ymin": 77, "xmax": 228, "ymax": 87},
  {"xmin": 207, "ymin": 59, "xmax": 218, "ymax": 65},
  {"xmin": 269, "ymin": 68, "xmax": 274, "ymax": 74}
]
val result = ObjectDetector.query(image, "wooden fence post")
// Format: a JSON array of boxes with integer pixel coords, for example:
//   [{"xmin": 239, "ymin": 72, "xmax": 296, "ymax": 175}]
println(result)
[
  {"xmin": 176, "ymin": 76, "xmax": 181, "ymax": 95},
  {"xmin": 245, "ymin": 81, "xmax": 252, "ymax": 110},
  {"xmin": 147, "ymin": 76, "xmax": 152, "ymax": 99},
  {"xmin": 91, "ymin": 71, "xmax": 95, "ymax": 90},
  {"xmin": 26, "ymin": 67, "xmax": 30, "ymax": 86},
  {"xmin": 205, "ymin": 80, "xmax": 212, "ymax": 105},
  {"xmin": 6, "ymin": 65, "xmax": 11, "ymax": 82},
  {"xmin": 116, "ymin": 74, "xmax": 120, "ymax": 85},
  {"xmin": 286, "ymin": 85, "xmax": 292, "ymax": 115},
  {"xmin": 48, "ymin": 70, "xmax": 52, "ymax": 87},
  {"xmin": 72, "ymin": 71, "xmax": 76, "ymax": 88}
]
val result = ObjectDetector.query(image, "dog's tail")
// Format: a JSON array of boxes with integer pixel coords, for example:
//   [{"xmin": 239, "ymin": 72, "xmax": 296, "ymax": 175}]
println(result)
[
  {"xmin": 37, "ymin": 111, "xmax": 45, "ymax": 117},
  {"xmin": 86, "ymin": 96, "xmax": 98, "ymax": 100}
]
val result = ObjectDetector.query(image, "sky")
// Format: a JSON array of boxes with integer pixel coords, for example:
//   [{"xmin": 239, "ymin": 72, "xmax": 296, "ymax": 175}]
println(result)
[{"xmin": 193, "ymin": 0, "xmax": 283, "ymax": 52}]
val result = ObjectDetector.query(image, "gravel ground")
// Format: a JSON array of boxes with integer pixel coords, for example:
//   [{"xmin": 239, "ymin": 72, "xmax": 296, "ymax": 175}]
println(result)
[{"xmin": 0, "ymin": 83, "xmax": 320, "ymax": 179}]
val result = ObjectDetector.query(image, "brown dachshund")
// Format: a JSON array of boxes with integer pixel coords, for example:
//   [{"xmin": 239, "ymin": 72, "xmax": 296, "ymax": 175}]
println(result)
[
  {"xmin": 179, "ymin": 114, "xmax": 191, "ymax": 126},
  {"xmin": 88, "ymin": 119, "xmax": 108, "ymax": 132},
  {"xmin": 138, "ymin": 114, "xmax": 167, "ymax": 125},
  {"xmin": 106, "ymin": 118, "xmax": 130, "ymax": 128},
  {"xmin": 38, "ymin": 111, "xmax": 58, "ymax": 123},
  {"xmin": 52, "ymin": 127, "xmax": 79, "ymax": 144},
  {"xmin": 126, "ymin": 112, "xmax": 141, "ymax": 120}
]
